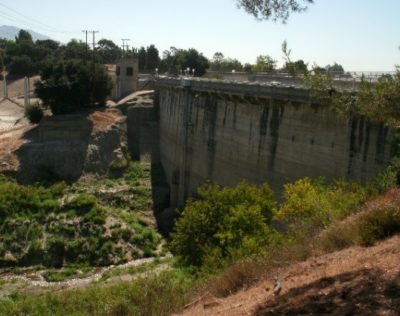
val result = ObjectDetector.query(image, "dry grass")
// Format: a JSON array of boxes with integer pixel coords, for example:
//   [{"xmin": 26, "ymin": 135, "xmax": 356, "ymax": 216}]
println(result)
[
  {"xmin": 181, "ymin": 236, "xmax": 400, "ymax": 316},
  {"xmin": 318, "ymin": 188, "xmax": 400, "ymax": 251},
  {"xmin": 198, "ymin": 188, "xmax": 400, "ymax": 301},
  {"xmin": 88, "ymin": 109, "xmax": 124, "ymax": 132}
]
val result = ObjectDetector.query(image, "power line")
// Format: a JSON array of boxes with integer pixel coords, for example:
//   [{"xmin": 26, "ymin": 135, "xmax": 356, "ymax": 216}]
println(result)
[
  {"xmin": 0, "ymin": 2, "xmax": 79, "ymax": 35},
  {"xmin": 82, "ymin": 30, "xmax": 99, "ymax": 61},
  {"xmin": 121, "ymin": 38, "xmax": 130, "ymax": 52},
  {"xmin": 82, "ymin": 30, "xmax": 89, "ymax": 58}
]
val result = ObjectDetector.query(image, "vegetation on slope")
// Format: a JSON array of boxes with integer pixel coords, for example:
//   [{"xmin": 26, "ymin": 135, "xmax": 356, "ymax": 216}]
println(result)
[
  {"xmin": 1, "ymin": 172, "xmax": 400, "ymax": 315},
  {"xmin": 170, "ymin": 182, "xmax": 277, "ymax": 267},
  {"xmin": 0, "ymin": 161, "xmax": 161, "ymax": 270}
]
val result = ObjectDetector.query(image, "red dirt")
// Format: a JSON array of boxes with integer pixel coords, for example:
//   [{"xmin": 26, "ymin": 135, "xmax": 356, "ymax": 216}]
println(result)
[
  {"xmin": 88, "ymin": 109, "xmax": 124, "ymax": 132},
  {"xmin": 180, "ymin": 235, "xmax": 400, "ymax": 316},
  {"xmin": 0, "ymin": 125, "xmax": 34, "ymax": 173}
]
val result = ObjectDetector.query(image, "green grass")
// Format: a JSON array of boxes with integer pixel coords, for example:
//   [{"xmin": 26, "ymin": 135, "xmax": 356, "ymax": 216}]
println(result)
[
  {"xmin": 42, "ymin": 267, "xmax": 90, "ymax": 282},
  {"xmin": 2, "ymin": 160, "xmax": 400, "ymax": 315},
  {"xmin": 99, "ymin": 257, "xmax": 170, "ymax": 282},
  {"xmin": 0, "ymin": 160, "xmax": 161, "ymax": 270},
  {"xmin": 0, "ymin": 269, "xmax": 198, "ymax": 316}
]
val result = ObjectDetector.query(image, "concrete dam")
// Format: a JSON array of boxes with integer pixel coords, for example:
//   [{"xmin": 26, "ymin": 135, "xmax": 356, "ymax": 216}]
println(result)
[{"xmin": 131, "ymin": 77, "xmax": 393, "ymax": 208}]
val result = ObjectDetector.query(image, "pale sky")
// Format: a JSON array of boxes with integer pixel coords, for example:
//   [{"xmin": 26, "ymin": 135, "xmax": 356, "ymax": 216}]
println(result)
[{"xmin": 0, "ymin": 0, "xmax": 399, "ymax": 71}]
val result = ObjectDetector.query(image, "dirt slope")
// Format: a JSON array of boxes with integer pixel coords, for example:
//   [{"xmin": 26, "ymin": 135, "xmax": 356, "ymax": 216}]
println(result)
[{"xmin": 181, "ymin": 235, "xmax": 400, "ymax": 316}]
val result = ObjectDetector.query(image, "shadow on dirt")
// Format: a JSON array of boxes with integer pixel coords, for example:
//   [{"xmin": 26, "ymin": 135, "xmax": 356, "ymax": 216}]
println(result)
[{"xmin": 256, "ymin": 269, "xmax": 400, "ymax": 316}]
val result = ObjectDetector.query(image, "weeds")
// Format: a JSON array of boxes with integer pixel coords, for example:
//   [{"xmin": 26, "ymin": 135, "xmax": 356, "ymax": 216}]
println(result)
[{"xmin": 0, "ymin": 270, "xmax": 198, "ymax": 316}]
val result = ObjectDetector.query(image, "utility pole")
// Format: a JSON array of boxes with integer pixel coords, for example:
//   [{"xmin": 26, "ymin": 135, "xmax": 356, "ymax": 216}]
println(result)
[
  {"xmin": 82, "ymin": 30, "xmax": 99, "ymax": 61},
  {"xmin": 121, "ymin": 39, "xmax": 130, "ymax": 56},
  {"xmin": 82, "ymin": 30, "xmax": 88, "ymax": 58},
  {"xmin": 90, "ymin": 31, "xmax": 99, "ymax": 61}
]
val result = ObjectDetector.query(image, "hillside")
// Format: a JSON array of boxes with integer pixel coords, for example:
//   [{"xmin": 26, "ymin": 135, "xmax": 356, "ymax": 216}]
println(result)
[
  {"xmin": 0, "ymin": 25, "xmax": 50, "ymax": 41},
  {"xmin": 181, "ymin": 235, "xmax": 400, "ymax": 316}
]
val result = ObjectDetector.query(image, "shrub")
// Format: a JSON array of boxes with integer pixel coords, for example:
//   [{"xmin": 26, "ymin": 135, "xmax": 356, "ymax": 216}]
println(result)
[
  {"xmin": 24, "ymin": 104, "xmax": 43, "ymax": 124},
  {"xmin": 318, "ymin": 188, "xmax": 400, "ymax": 251},
  {"xmin": 357, "ymin": 192, "xmax": 400, "ymax": 246},
  {"xmin": 277, "ymin": 177, "xmax": 369, "ymax": 232},
  {"xmin": 170, "ymin": 181, "xmax": 277, "ymax": 267},
  {"xmin": 374, "ymin": 156, "xmax": 400, "ymax": 193}
]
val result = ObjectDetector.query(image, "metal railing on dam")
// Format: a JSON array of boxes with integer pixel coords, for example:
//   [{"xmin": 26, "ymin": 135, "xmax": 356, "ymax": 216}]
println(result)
[{"xmin": 156, "ymin": 76, "xmax": 311, "ymax": 103}]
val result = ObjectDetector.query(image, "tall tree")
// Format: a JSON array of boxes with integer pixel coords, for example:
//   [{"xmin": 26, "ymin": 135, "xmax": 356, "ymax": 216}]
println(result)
[
  {"xmin": 35, "ymin": 60, "xmax": 113, "ymax": 115},
  {"xmin": 138, "ymin": 47, "xmax": 146, "ymax": 72},
  {"xmin": 160, "ymin": 47, "xmax": 209, "ymax": 76},
  {"xmin": 145, "ymin": 44, "xmax": 160, "ymax": 72},
  {"xmin": 61, "ymin": 40, "xmax": 89, "ymax": 60},
  {"xmin": 326, "ymin": 62, "xmax": 345, "ymax": 75},
  {"xmin": 237, "ymin": 0, "xmax": 314, "ymax": 22},
  {"xmin": 15, "ymin": 29, "xmax": 33, "ymax": 43},
  {"xmin": 283, "ymin": 59, "xmax": 308, "ymax": 75},
  {"xmin": 97, "ymin": 39, "xmax": 121, "ymax": 64},
  {"xmin": 252, "ymin": 55, "xmax": 276, "ymax": 72}
]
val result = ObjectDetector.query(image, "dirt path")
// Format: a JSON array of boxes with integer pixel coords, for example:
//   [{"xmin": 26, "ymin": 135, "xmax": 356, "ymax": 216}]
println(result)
[
  {"xmin": 0, "ymin": 255, "xmax": 171, "ymax": 297},
  {"xmin": 181, "ymin": 235, "xmax": 400, "ymax": 316}
]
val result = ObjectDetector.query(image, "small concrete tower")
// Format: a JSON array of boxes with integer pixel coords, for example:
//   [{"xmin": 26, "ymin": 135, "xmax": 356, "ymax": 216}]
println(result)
[{"xmin": 116, "ymin": 58, "xmax": 139, "ymax": 98}]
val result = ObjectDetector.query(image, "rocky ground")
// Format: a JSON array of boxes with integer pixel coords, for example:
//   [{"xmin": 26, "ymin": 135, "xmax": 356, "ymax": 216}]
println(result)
[{"xmin": 181, "ymin": 235, "xmax": 400, "ymax": 316}]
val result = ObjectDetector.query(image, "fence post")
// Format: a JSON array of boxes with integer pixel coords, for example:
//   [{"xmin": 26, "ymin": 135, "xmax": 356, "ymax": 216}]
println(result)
[
  {"xmin": 24, "ymin": 77, "xmax": 28, "ymax": 107},
  {"xmin": 2, "ymin": 72, "xmax": 7, "ymax": 99}
]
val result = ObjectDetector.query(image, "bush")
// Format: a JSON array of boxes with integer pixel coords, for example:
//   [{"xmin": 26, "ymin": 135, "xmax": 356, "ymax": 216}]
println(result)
[
  {"xmin": 277, "ymin": 177, "xmax": 370, "ymax": 232},
  {"xmin": 24, "ymin": 104, "xmax": 43, "ymax": 124},
  {"xmin": 170, "ymin": 181, "xmax": 277, "ymax": 267},
  {"xmin": 318, "ymin": 188, "xmax": 400, "ymax": 251},
  {"xmin": 35, "ymin": 59, "xmax": 113, "ymax": 115}
]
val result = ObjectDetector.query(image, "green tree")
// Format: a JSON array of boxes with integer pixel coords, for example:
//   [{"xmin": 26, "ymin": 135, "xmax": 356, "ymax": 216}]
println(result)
[
  {"xmin": 252, "ymin": 55, "xmax": 276, "ymax": 72},
  {"xmin": 210, "ymin": 53, "xmax": 243, "ymax": 72},
  {"xmin": 8, "ymin": 55, "xmax": 35, "ymax": 75},
  {"xmin": 97, "ymin": 39, "xmax": 121, "ymax": 64},
  {"xmin": 160, "ymin": 47, "xmax": 209, "ymax": 76},
  {"xmin": 145, "ymin": 44, "xmax": 160, "ymax": 72},
  {"xmin": 284, "ymin": 59, "xmax": 308, "ymax": 75},
  {"xmin": 281, "ymin": 40, "xmax": 308, "ymax": 75},
  {"xmin": 170, "ymin": 181, "xmax": 276, "ymax": 267},
  {"xmin": 35, "ymin": 60, "xmax": 113, "ymax": 115},
  {"xmin": 237, "ymin": 0, "xmax": 314, "ymax": 22},
  {"xmin": 15, "ymin": 29, "xmax": 33, "ymax": 44},
  {"xmin": 223, "ymin": 58, "xmax": 243, "ymax": 72},
  {"xmin": 210, "ymin": 52, "xmax": 225, "ymax": 71},
  {"xmin": 138, "ymin": 46, "xmax": 146, "ymax": 72},
  {"xmin": 36, "ymin": 39, "xmax": 60, "ymax": 52},
  {"xmin": 61, "ymin": 39, "xmax": 89, "ymax": 60},
  {"xmin": 243, "ymin": 63, "xmax": 253, "ymax": 72},
  {"xmin": 326, "ymin": 62, "xmax": 345, "ymax": 75}
]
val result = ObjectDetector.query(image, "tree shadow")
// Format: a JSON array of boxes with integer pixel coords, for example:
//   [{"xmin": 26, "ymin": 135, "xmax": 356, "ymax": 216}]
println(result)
[{"xmin": 256, "ymin": 269, "xmax": 400, "ymax": 316}]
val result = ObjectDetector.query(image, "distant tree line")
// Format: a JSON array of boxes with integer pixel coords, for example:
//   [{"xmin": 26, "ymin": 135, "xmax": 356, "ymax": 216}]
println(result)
[
  {"xmin": 0, "ymin": 30, "xmax": 209, "ymax": 77},
  {"xmin": 0, "ymin": 29, "xmax": 346, "ymax": 79}
]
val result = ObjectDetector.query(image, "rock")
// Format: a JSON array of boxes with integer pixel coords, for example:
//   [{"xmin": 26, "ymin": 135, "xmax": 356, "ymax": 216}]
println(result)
[{"xmin": 16, "ymin": 111, "xmax": 127, "ymax": 184}]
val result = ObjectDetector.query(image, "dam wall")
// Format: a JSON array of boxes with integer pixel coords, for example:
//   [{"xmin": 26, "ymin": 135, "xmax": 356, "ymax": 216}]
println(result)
[{"xmin": 155, "ymin": 78, "xmax": 392, "ymax": 207}]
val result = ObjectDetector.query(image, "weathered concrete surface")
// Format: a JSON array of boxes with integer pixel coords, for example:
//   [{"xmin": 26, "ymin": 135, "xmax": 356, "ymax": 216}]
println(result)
[
  {"xmin": 156, "ymin": 78, "xmax": 393, "ymax": 207},
  {"xmin": 16, "ymin": 110, "xmax": 126, "ymax": 183},
  {"xmin": 122, "ymin": 91, "xmax": 174, "ymax": 234}
]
